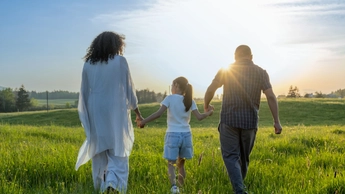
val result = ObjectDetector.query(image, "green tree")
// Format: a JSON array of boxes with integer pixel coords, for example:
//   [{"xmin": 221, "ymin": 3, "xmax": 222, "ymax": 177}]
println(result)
[
  {"xmin": 0, "ymin": 88, "xmax": 16, "ymax": 112},
  {"xmin": 30, "ymin": 98, "xmax": 39, "ymax": 107},
  {"xmin": 136, "ymin": 89, "xmax": 157, "ymax": 104},
  {"xmin": 304, "ymin": 93, "xmax": 312, "ymax": 98},
  {"xmin": 16, "ymin": 85, "xmax": 31, "ymax": 111},
  {"xmin": 287, "ymin": 85, "xmax": 300, "ymax": 98},
  {"xmin": 314, "ymin": 91, "xmax": 325, "ymax": 98},
  {"xmin": 334, "ymin": 88, "xmax": 345, "ymax": 98}
]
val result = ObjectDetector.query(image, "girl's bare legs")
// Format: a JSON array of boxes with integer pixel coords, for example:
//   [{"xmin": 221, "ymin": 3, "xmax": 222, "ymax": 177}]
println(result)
[
  {"xmin": 168, "ymin": 160, "xmax": 177, "ymax": 185},
  {"xmin": 177, "ymin": 157, "xmax": 186, "ymax": 187}
]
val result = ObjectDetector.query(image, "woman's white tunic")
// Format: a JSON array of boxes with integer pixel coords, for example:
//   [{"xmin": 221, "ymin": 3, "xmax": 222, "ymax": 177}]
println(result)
[{"xmin": 75, "ymin": 55, "xmax": 138, "ymax": 170}]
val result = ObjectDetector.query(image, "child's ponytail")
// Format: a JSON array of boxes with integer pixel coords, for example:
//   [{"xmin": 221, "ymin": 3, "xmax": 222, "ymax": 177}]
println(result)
[
  {"xmin": 173, "ymin": 76, "xmax": 193, "ymax": 112},
  {"xmin": 183, "ymin": 83, "xmax": 192, "ymax": 112}
]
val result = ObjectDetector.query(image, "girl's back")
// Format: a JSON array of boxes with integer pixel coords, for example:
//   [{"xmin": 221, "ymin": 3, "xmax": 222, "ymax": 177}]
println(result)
[{"xmin": 162, "ymin": 94, "xmax": 197, "ymax": 132}]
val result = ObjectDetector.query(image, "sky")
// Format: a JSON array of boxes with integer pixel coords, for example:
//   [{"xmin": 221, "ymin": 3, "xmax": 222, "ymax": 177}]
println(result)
[{"xmin": 1, "ymin": 0, "xmax": 344, "ymax": 98}]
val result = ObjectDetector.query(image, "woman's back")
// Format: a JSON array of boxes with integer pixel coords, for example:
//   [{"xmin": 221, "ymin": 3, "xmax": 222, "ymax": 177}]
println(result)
[
  {"xmin": 79, "ymin": 55, "xmax": 137, "ymax": 157},
  {"xmin": 84, "ymin": 55, "xmax": 123, "ymax": 94}
]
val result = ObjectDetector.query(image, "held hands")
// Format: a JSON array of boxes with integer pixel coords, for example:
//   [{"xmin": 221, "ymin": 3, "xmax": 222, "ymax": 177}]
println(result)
[
  {"xmin": 274, "ymin": 122, "xmax": 282, "ymax": 134},
  {"xmin": 135, "ymin": 115, "xmax": 145, "ymax": 128},
  {"xmin": 204, "ymin": 104, "xmax": 215, "ymax": 116},
  {"xmin": 138, "ymin": 120, "xmax": 145, "ymax": 128}
]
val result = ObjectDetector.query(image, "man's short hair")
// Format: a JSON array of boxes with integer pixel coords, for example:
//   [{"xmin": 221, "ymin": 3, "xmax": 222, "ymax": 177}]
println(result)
[{"xmin": 235, "ymin": 45, "xmax": 252, "ymax": 58}]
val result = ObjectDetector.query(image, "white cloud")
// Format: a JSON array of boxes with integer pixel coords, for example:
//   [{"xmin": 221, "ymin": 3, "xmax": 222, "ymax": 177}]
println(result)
[{"xmin": 91, "ymin": 0, "xmax": 345, "ymax": 96}]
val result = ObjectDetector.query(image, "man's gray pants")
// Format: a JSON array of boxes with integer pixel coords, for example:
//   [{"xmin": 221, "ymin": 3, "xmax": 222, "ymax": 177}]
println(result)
[{"xmin": 219, "ymin": 123, "xmax": 257, "ymax": 194}]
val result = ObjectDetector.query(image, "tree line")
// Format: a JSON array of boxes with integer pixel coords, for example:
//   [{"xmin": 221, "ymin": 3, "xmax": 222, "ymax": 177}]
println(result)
[
  {"xmin": 286, "ymin": 85, "xmax": 345, "ymax": 98},
  {"xmin": 0, "ymin": 85, "xmax": 167, "ymax": 112},
  {"xmin": 0, "ymin": 85, "xmax": 31, "ymax": 112},
  {"xmin": 30, "ymin": 90, "xmax": 79, "ymax": 99},
  {"xmin": 2, "ymin": 84, "xmax": 343, "ymax": 112},
  {"xmin": 136, "ymin": 89, "xmax": 167, "ymax": 104}
]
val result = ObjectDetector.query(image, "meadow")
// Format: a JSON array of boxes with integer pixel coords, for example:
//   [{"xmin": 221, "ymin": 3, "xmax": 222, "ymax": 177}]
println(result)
[
  {"xmin": 36, "ymin": 99, "xmax": 78, "ymax": 107},
  {"xmin": 36, "ymin": 99, "xmax": 78, "ymax": 105},
  {"xmin": 0, "ymin": 98, "xmax": 344, "ymax": 194}
]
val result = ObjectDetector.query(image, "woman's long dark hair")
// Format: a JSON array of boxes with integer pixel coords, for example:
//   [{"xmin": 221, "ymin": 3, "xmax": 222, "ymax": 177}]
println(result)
[
  {"xmin": 83, "ymin": 31, "xmax": 125, "ymax": 64},
  {"xmin": 173, "ymin": 77, "xmax": 193, "ymax": 112}
]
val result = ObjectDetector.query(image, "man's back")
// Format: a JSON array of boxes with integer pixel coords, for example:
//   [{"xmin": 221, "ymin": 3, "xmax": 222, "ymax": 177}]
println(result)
[
  {"xmin": 216, "ymin": 59, "xmax": 271, "ymax": 129},
  {"xmin": 203, "ymin": 44, "xmax": 282, "ymax": 194}
]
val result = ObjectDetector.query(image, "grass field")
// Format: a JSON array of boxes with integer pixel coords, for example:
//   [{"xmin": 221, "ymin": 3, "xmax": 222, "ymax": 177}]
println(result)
[
  {"xmin": 36, "ymin": 99, "xmax": 78, "ymax": 106},
  {"xmin": 0, "ymin": 98, "xmax": 344, "ymax": 193}
]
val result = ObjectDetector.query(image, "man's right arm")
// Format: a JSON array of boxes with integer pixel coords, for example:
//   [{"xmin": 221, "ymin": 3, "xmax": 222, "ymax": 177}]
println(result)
[
  {"xmin": 263, "ymin": 88, "xmax": 282, "ymax": 134},
  {"xmin": 204, "ymin": 69, "xmax": 225, "ymax": 112},
  {"xmin": 204, "ymin": 80, "xmax": 222, "ymax": 112}
]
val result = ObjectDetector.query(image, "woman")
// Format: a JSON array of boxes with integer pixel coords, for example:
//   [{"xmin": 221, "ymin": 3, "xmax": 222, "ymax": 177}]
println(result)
[{"xmin": 75, "ymin": 31, "xmax": 143, "ymax": 193}]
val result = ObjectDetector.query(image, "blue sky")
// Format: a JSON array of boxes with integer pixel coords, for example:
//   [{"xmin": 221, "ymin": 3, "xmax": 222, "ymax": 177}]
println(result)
[{"xmin": 1, "ymin": 0, "xmax": 344, "ymax": 97}]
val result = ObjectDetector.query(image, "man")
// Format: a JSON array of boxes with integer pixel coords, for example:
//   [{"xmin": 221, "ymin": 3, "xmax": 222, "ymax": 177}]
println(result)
[{"xmin": 204, "ymin": 45, "xmax": 282, "ymax": 194}]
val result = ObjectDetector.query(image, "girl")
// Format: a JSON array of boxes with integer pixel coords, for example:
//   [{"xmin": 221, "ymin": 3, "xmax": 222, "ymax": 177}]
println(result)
[{"xmin": 139, "ymin": 76, "xmax": 213, "ymax": 194}]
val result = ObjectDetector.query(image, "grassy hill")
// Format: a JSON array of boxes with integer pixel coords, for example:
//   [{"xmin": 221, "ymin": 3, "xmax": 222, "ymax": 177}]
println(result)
[
  {"xmin": 1, "ymin": 98, "xmax": 345, "ymax": 127},
  {"xmin": 0, "ymin": 98, "xmax": 344, "ymax": 194}
]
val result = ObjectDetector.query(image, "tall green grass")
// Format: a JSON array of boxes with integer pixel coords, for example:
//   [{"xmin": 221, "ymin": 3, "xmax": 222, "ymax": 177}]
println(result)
[{"xmin": 0, "ymin": 98, "xmax": 344, "ymax": 193}]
